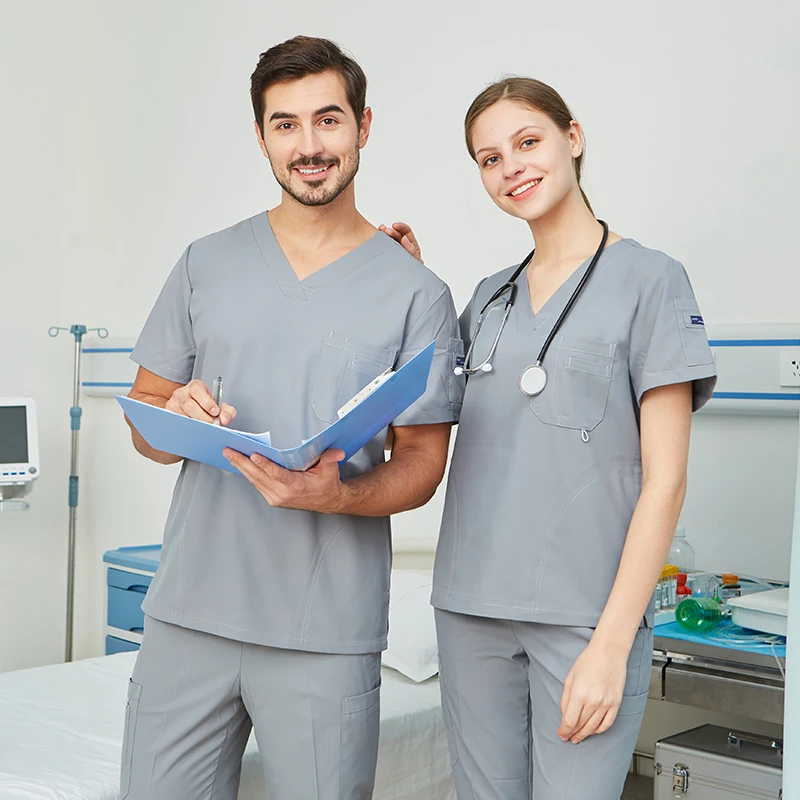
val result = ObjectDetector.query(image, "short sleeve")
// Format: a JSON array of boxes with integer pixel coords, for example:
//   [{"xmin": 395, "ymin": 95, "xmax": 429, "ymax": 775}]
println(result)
[
  {"xmin": 392, "ymin": 284, "xmax": 465, "ymax": 426},
  {"xmin": 629, "ymin": 258, "xmax": 717, "ymax": 411},
  {"xmin": 130, "ymin": 246, "xmax": 197, "ymax": 383}
]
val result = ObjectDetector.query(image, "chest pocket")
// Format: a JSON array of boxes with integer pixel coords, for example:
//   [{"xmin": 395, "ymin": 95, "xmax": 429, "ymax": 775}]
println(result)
[
  {"xmin": 311, "ymin": 331, "xmax": 397, "ymax": 424},
  {"xmin": 529, "ymin": 337, "xmax": 617, "ymax": 432}
]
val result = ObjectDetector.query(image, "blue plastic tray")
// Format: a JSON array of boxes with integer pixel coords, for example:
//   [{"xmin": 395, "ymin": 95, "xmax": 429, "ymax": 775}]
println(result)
[{"xmin": 655, "ymin": 619, "xmax": 786, "ymax": 658}]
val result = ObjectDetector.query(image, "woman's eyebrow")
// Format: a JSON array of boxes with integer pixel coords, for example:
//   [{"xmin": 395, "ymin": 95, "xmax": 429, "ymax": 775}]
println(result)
[{"xmin": 475, "ymin": 125, "xmax": 545, "ymax": 157}]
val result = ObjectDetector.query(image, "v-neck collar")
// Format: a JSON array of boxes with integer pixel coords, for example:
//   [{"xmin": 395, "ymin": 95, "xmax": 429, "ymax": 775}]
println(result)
[
  {"xmin": 518, "ymin": 239, "xmax": 628, "ymax": 331},
  {"xmin": 249, "ymin": 211, "xmax": 394, "ymax": 302}
]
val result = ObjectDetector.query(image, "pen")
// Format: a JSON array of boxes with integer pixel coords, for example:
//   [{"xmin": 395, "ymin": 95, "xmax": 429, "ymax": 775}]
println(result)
[{"xmin": 211, "ymin": 376, "xmax": 223, "ymax": 425}]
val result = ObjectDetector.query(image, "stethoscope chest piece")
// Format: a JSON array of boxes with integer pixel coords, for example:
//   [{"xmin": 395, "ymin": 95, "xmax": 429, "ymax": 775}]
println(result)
[{"xmin": 519, "ymin": 363, "xmax": 548, "ymax": 397}]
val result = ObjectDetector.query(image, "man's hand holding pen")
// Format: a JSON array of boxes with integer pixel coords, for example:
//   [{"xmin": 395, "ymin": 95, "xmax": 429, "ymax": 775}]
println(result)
[{"xmin": 166, "ymin": 379, "xmax": 237, "ymax": 427}]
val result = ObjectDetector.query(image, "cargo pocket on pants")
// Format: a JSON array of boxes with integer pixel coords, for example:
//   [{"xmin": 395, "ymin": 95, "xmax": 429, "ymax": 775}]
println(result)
[
  {"xmin": 618, "ymin": 626, "xmax": 653, "ymax": 717},
  {"xmin": 340, "ymin": 682, "xmax": 381, "ymax": 799},
  {"xmin": 119, "ymin": 679, "xmax": 142, "ymax": 799}
]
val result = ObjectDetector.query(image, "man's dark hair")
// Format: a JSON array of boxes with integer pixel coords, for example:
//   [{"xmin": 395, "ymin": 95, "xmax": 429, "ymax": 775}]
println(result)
[{"xmin": 250, "ymin": 36, "xmax": 367, "ymax": 133}]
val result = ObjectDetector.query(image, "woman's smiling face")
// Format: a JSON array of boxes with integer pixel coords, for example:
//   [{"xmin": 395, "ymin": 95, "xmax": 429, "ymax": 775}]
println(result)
[{"xmin": 470, "ymin": 99, "xmax": 584, "ymax": 222}]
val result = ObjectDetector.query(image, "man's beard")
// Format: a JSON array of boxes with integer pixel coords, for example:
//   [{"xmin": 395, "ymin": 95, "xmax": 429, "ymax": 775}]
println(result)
[{"xmin": 272, "ymin": 146, "xmax": 360, "ymax": 207}]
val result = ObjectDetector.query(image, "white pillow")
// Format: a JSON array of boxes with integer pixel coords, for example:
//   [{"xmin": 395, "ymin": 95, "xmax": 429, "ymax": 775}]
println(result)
[{"xmin": 382, "ymin": 569, "xmax": 439, "ymax": 682}]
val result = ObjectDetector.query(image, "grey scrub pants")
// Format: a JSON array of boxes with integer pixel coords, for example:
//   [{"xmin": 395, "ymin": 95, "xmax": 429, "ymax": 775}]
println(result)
[
  {"xmin": 434, "ymin": 609, "xmax": 652, "ymax": 800},
  {"xmin": 119, "ymin": 616, "xmax": 382, "ymax": 800}
]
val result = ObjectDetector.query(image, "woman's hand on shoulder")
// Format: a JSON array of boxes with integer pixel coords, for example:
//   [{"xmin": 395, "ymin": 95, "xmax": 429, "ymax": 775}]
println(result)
[{"xmin": 378, "ymin": 221, "xmax": 423, "ymax": 264}]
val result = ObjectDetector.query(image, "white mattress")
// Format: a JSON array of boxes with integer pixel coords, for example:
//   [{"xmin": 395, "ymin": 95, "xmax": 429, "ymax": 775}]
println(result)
[{"xmin": 0, "ymin": 652, "xmax": 454, "ymax": 800}]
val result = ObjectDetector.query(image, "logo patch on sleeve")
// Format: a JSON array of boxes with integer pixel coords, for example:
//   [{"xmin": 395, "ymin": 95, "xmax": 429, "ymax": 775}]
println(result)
[{"xmin": 682, "ymin": 311, "xmax": 705, "ymax": 329}]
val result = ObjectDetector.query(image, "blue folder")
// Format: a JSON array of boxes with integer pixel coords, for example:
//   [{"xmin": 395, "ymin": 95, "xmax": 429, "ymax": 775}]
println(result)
[{"xmin": 117, "ymin": 341, "xmax": 435, "ymax": 472}]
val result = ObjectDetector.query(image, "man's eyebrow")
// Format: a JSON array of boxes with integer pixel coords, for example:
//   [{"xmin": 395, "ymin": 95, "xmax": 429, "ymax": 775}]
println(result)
[
  {"xmin": 268, "ymin": 104, "xmax": 347, "ymax": 123},
  {"xmin": 474, "ymin": 126, "xmax": 544, "ymax": 157},
  {"xmin": 315, "ymin": 104, "xmax": 346, "ymax": 116}
]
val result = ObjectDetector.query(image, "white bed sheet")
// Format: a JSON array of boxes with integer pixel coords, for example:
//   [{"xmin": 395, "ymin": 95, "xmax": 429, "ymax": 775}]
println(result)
[{"xmin": 0, "ymin": 652, "xmax": 454, "ymax": 800}]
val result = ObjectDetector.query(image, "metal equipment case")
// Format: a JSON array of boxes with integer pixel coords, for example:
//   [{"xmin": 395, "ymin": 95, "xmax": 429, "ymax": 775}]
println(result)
[{"xmin": 654, "ymin": 724, "xmax": 782, "ymax": 799}]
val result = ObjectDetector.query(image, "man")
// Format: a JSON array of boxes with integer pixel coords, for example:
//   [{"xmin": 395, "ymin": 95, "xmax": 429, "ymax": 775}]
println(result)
[{"xmin": 120, "ymin": 35, "xmax": 463, "ymax": 800}]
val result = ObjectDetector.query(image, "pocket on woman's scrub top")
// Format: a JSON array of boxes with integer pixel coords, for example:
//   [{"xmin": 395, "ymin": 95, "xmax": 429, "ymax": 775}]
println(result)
[
  {"xmin": 530, "ymin": 337, "xmax": 616, "ymax": 432},
  {"xmin": 311, "ymin": 331, "xmax": 397, "ymax": 424}
]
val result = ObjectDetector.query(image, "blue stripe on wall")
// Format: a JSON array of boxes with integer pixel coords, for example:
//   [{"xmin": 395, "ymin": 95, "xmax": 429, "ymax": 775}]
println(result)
[
  {"xmin": 81, "ymin": 382, "xmax": 134, "ymax": 387},
  {"xmin": 712, "ymin": 392, "xmax": 800, "ymax": 401},
  {"xmin": 708, "ymin": 339, "xmax": 800, "ymax": 347}
]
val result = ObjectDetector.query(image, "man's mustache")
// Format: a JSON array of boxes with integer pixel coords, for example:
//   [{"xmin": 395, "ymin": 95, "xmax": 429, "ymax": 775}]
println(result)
[{"xmin": 288, "ymin": 157, "xmax": 339, "ymax": 169}]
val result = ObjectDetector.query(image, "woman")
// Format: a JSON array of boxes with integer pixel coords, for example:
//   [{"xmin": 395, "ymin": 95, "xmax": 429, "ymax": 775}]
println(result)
[{"xmin": 381, "ymin": 78, "xmax": 717, "ymax": 799}]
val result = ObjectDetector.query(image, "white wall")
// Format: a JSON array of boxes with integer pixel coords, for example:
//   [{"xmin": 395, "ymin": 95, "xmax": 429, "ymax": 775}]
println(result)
[{"xmin": 1, "ymin": 0, "xmax": 798, "ymax": 755}]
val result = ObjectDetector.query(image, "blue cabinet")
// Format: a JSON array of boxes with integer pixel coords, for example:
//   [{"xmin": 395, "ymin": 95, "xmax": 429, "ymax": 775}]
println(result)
[{"xmin": 103, "ymin": 545, "xmax": 161, "ymax": 655}]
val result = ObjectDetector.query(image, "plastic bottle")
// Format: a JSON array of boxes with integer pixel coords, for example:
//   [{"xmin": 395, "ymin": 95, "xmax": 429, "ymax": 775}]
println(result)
[
  {"xmin": 676, "ymin": 596, "xmax": 722, "ymax": 632},
  {"xmin": 661, "ymin": 566, "xmax": 671, "ymax": 609},
  {"xmin": 667, "ymin": 527, "xmax": 696, "ymax": 572},
  {"xmin": 662, "ymin": 565, "xmax": 672, "ymax": 609},
  {"xmin": 719, "ymin": 574, "xmax": 742, "ymax": 602},
  {"xmin": 654, "ymin": 569, "xmax": 663, "ymax": 611},
  {"xmin": 671, "ymin": 566, "xmax": 679, "ymax": 608},
  {"xmin": 689, "ymin": 572, "xmax": 721, "ymax": 600}
]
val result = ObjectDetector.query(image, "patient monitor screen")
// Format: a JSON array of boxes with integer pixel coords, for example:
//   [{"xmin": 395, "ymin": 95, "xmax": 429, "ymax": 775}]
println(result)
[{"xmin": 0, "ymin": 406, "xmax": 28, "ymax": 463}]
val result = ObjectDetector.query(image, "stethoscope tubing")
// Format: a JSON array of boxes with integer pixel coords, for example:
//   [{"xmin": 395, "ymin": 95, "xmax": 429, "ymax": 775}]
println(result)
[{"xmin": 456, "ymin": 220, "xmax": 609, "ymax": 384}]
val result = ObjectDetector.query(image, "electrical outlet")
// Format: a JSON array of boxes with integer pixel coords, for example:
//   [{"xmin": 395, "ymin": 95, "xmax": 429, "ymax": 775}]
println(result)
[{"xmin": 780, "ymin": 349, "xmax": 800, "ymax": 387}]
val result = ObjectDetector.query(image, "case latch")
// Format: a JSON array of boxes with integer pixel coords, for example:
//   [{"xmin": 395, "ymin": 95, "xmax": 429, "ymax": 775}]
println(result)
[{"xmin": 672, "ymin": 763, "xmax": 690, "ymax": 796}]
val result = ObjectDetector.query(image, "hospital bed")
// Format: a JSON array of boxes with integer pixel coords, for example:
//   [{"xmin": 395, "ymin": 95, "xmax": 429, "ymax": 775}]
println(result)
[
  {"xmin": 0, "ymin": 651, "xmax": 451, "ymax": 800},
  {"xmin": 0, "ymin": 540, "xmax": 454, "ymax": 800},
  {"xmin": 7, "ymin": 533, "xmax": 783, "ymax": 800}
]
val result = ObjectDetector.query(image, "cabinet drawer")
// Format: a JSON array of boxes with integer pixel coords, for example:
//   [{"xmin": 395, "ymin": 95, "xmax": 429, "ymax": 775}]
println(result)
[
  {"xmin": 107, "ymin": 567, "xmax": 153, "ymax": 592},
  {"xmin": 107, "ymin": 585, "xmax": 147, "ymax": 632},
  {"xmin": 106, "ymin": 635, "xmax": 140, "ymax": 655}
]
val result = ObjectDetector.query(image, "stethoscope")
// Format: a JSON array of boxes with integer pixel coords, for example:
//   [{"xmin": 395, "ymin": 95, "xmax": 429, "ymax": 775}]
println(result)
[{"xmin": 454, "ymin": 220, "xmax": 609, "ymax": 397}]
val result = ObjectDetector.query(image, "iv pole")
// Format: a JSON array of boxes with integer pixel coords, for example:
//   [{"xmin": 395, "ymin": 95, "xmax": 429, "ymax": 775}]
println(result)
[{"xmin": 49, "ymin": 324, "xmax": 108, "ymax": 662}]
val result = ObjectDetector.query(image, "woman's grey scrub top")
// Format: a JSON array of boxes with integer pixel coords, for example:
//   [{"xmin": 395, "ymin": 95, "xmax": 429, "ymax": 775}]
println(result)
[
  {"xmin": 431, "ymin": 238, "xmax": 717, "ymax": 627},
  {"xmin": 131, "ymin": 212, "xmax": 464, "ymax": 655}
]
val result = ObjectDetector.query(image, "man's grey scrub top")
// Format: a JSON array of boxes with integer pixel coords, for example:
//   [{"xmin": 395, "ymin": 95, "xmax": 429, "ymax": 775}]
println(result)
[
  {"xmin": 131, "ymin": 212, "xmax": 464, "ymax": 655},
  {"xmin": 431, "ymin": 238, "xmax": 717, "ymax": 628}
]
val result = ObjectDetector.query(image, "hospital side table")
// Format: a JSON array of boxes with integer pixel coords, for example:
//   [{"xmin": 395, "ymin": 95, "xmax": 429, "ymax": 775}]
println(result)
[
  {"xmin": 649, "ymin": 624, "xmax": 785, "ymax": 724},
  {"xmin": 102, "ymin": 545, "xmax": 162, "ymax": 655}
]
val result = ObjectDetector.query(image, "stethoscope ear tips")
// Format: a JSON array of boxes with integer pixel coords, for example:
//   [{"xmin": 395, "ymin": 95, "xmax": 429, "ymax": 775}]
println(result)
[
  {"xmin": 453, "ymin": 367, "xmax": 464, "ymax": 376},
  {"xmin": 481, "ymin": 363, "xmax": 493, "ymax": 373}
]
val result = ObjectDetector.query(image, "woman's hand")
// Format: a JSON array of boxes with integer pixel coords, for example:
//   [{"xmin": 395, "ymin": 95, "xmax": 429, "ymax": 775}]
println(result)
[
  {"xmin": 557, "ymin": 640, "xmax": 628, "ymax": 744},
  {"xmin": 378, "ymin": 222, "xmax": 423, "ymax": 263}
]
